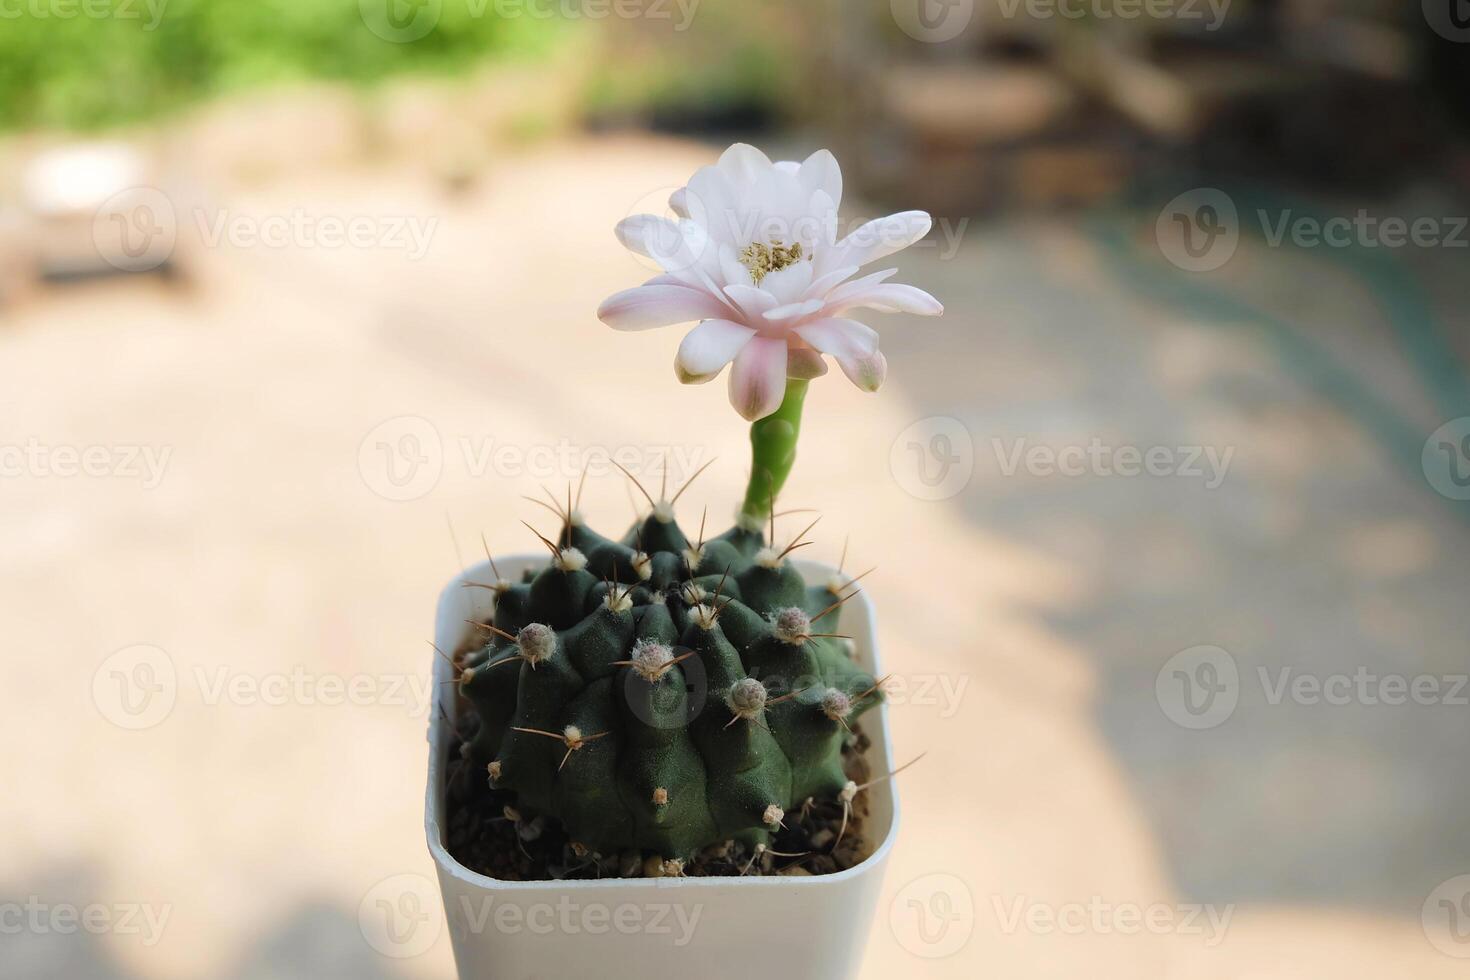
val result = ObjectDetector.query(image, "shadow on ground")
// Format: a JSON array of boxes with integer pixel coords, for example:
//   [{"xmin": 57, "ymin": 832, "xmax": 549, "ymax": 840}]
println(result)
[
  {"xmin": 1, "ymin": 867, "xmax": 403, "ymax": 980},
  {"xmin": 883, "ymin": 201, "xmax": 1470, "ymax": 912}
]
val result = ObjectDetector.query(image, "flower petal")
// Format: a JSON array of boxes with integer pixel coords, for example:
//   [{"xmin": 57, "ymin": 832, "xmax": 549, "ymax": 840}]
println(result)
[
  {"xmin": 825, "ymin": 283, "xmax": 944, "ymax": 317},
  {"xmin": 598, "ymin": 283, "xmax": 731, "ymax": 331},
  {"xmin": 804, "ymin": 264, "xmax": 860, "ymax": 301},
  {"xmin": 728, "ymin": 336, "xmax": 789, "ymax": 421},
  {"xmin": 824, "ymin": 211, "xmax": 932, "ymax": 272},
  {"xmin": 794, "ymin": 317, "xmax": 879, "ymax": 357},
  {"xmin": 718, "ymin": 243, "xmax": 744, "ymax": 283},
  {"xmin": 723, "ymin": 283, "xmax": 777, "ymax": 320},
  {"xmin": 683, "ymin": 167, "xmax": 742, "ymax": 245},
  {"xmin": 675, "ymin": 319, "xmax": 756, "ymax": 382},
  {"xmin": 764, "ymin": 299, "xmax": 825, "ymax": 322},
  {"xmin": 615, "ymin": 216, "xmax": 715, "ymax": 276},
  {"xmin": 666, "ymin": 220, "xmax": 717, "ymax": 276},
  {"xmin": 822, "ymin": 268, "xmax": 897, "ymax": 307},
  {"xmin": 803, "ymin": 190, "xmax": 841, "ymax": 252},
  {"xmin": 786, "ymin": 348, "xmax": 828, "ymax": 380},
  {"xmin": 835, "ymin": 349, "xmax": 887, "ymax": 392},
  {"xmin": 758, "ymin": 260, "xmax": 813, "ymax": 305},
  {"xmin": 798, "ymin": 149, "xmax": 843, "ymax": 213},
  {"xmin": 614, "ymin": 214, "xmax": 681, "ymax": 260},
  {"xmin": 717, "ymin": 143, "xmax": 774, "ymax": 186},
  {"xmin": 669, "ymin": 187, "xmax": 690, "ymax": 218}
]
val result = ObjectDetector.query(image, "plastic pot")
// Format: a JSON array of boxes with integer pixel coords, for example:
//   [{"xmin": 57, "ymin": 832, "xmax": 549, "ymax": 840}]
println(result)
[{"xmin": 425, "ymin": 554, "xmax": 900, "ymax": 980}]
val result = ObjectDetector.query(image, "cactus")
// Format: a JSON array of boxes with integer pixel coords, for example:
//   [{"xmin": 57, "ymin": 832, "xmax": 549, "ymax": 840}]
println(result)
[
  {"xmin": 454, "ymin": 487, "xmax": 878, "ymax": 860},
  {"xmin": 448, "ymin": 142, "xmax": 941, "ymax": 867}
]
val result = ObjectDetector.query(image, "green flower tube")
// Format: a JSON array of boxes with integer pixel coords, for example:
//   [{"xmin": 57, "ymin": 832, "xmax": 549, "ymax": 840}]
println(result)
[{"xmin": 740, "ymin": 379, "xmax": 808, "ymax": 524}]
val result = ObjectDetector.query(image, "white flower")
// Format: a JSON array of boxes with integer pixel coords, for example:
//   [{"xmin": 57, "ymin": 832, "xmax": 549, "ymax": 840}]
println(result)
[{"xmin": 598, "ymin": 144, "xmax": 943, "ymax": 421}]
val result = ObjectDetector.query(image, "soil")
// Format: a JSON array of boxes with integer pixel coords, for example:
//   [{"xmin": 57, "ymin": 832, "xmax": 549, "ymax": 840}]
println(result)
[{"xmin": 444, "ymin": 722, "xmax": 876, "ymax": 881}]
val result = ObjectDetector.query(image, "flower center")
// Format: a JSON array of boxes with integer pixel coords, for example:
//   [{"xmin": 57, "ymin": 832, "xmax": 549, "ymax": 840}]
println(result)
[{"xmin": 739, "ymin": 240, "xmax": 803, "ymax": 286}]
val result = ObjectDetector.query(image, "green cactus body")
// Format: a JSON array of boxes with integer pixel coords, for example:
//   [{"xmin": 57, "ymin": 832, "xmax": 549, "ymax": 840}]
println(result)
[{"xmin": 458, "ymin": 512, "xmax": 878, "ymax": 860}]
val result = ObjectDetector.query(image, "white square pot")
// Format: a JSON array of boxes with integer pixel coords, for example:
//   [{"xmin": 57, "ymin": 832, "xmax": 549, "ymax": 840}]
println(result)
[{"xmin": 425, "ymin": 554, "xmax": 900, "ymax": 980}]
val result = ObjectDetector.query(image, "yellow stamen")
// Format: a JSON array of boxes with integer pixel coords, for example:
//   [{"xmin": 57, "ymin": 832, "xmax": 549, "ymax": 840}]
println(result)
[{"xmin": 739, "ymin": 240, "xmax": 804, "ymax": 285}]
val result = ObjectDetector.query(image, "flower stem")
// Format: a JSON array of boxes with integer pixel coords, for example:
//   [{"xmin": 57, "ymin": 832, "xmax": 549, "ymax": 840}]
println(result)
[{"xmin": 740, "ymin": 379, "xmax": 809, "ymax": 526}]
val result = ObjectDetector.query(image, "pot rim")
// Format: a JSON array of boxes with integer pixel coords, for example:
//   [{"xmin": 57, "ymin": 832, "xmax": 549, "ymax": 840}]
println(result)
[{"xmin": 425, "ymin": 553, "xmax": 902, "ymax": 891}]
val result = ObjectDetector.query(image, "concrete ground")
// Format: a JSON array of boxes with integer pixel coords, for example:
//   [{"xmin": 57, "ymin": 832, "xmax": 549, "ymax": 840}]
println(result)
[{"xmin": 3, "ymin": 129, "xmax": 1469, "ymax": 978}]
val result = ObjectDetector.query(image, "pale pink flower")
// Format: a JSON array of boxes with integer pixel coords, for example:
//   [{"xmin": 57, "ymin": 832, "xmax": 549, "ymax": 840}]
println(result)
[{"xmin": 597, "ymin": 144, "xmax": 943, "ymax": 421}]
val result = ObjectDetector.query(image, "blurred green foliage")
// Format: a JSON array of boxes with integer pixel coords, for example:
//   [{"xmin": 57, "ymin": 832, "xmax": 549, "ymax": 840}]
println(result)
[
  {"xmin": 578, "ymin": 1, "xmax": 807, "ymax": 130},
  {"xmin": 0, "ymin": 0, "xmax": 567, "ymax": 131},
  {"xmin": 581, "ymin": 38, "xmax": 793, "ymax": 128}
]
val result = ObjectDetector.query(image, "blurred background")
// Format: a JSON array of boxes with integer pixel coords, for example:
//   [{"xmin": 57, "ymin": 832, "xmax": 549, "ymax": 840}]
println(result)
[{"xmin": 4, "ymin": 0, "xmax": 1470, "ymax": 977}]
